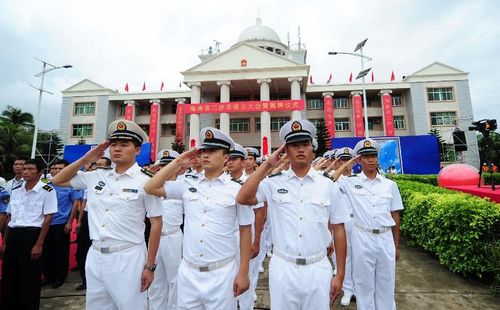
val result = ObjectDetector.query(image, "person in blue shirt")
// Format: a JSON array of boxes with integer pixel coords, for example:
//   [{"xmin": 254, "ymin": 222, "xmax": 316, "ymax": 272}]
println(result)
[
  {"xmin": 42, "ymin": 159, "xmax": 83, "ymax": 289},
  {"xmin": 0, "ymin": 185, "xmax": 10, "ymax": 232}
]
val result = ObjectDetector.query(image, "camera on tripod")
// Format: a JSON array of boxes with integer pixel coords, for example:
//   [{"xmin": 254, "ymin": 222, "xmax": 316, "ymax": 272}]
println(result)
[{"xmin": 468, "ymin": 119, "xmax": 497, "ymax": 135}]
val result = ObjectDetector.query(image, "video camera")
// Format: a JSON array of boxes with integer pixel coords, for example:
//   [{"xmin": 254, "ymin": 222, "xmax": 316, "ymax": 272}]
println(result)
[{"xmin": 469, "ymin": 119, "xmax": 497, "ymax": 135}]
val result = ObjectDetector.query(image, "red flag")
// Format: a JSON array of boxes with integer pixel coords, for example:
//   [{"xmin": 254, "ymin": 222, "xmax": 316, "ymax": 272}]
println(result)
[
  {"xmin": 391, "ymin": 70, "xmax": 395, "ymax": 81},
  {"xmin": 349, "ymin": 72, "xmax": 353, "ymax": 83},
  {"xmin": 142, "ymin": 82, "xmax": 146, "ymax": 91},
  {"xmin": 371, "ymin": 71, "xmax": 374, "ymax": 82},
  {"xmin": 124, "ymin": 83, "xmax": 129, "ymax": 92},
  {"xmin": 327, "ymin": 73, "xmax": 332, "ymax": 84},
  {"xmin": 160, "ymin": 81, "xmax": 164, "ymax": 91},
  {"xmin": 309, "ymin": 75, "xmax": 314, "ymax": 85}
]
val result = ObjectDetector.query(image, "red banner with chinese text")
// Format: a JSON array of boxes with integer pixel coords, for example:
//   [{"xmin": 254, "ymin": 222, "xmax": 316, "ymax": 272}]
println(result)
[
  {"xmin": 382, "ymin": 94, "xmax": 395, "ymax": 136},
  {"xmin": 175, "ymin": 104, "xmax": 185, "ymax": 141},
  {"xmin": 149, "ymin": 103, "xmax": 160, "ymax": 161},
  {"xmin": 182, "ymin": 100, "xmax": 304, "ymax": 114},
  {"xmin": 323, "ymin": 96, "xmax": 335, "ymax": 138},
  {"xmin": 124, "ymin": 105, "xmax": 134, "ymax": 121},
  {"xmin": 352, "ymin": 95, "xmax": 365, "ymax": 137}
]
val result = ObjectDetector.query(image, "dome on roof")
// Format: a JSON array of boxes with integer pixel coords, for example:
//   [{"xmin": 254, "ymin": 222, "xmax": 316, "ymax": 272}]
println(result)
[{"xmin": 238, "ymin": 18, "xmax": 282, "ymax": 44}]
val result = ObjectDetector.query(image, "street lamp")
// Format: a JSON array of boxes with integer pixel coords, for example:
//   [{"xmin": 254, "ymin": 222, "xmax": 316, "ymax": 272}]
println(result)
[
  {"xmin": 30, "ymin": 58, "xmax": 72, "ymax": 159},
  {"xmin": 328, "ymin": 38, "xmax": 372, "ymax": 138}
]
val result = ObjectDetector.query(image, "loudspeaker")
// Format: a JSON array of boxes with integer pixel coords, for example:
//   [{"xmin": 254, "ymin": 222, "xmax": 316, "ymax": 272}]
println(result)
[{"xmin": 453, "ymin": 130, "xmax": 468, "ymax": 151}]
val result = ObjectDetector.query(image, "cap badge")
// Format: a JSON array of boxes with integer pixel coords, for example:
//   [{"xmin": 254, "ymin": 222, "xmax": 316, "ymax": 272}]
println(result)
[
  {"xmin": 163, "ymin": 150, "xmax": 170, "ymax": 158},
  {"xmin": 364, "ymin": 140, "xmax": 371, "ymax": 148},
  {"xmin": 291, "ymin": 121, "xmax": 302, "ymax": 132},
  {"xmin": 344, "ymin": 148, "xmax": 350, "ymax": 154},
  {"xmin": 205, "ymin": 130, "xmax": 214, "ymax": 140},
  {"xmin": 117, "ymin": 121, "xmax": 127, "ymax": 131}
]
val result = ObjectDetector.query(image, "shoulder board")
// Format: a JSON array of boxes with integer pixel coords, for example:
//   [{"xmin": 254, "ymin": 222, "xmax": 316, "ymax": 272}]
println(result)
[
  {"xmin": 185, "ymin": 174, "xmax": 199, "ymax": 179},
  {"xmin": 322, "ymin": 172, "xmax": 335, "ymax": 181},
  {"xmin": 348, "ymin": 174, "xmax": 358, "ymax": 177},
  {"xmin": 141, "ymin": 169, "xmax": 155, "ymax": 178},
  {"xmin": 12, "ymin": 184, "xmax": 22, "ymax": 191},
  {"xmin": 42, "ymin": 184, "xmax": 54, "ymax": 192},
  {"xmin": 268, "ymin": 172, "xmax": 282, "ymax": 178},
  {"xmin": 231, "ymin": 178, "xmax": 244, "ymax": 185},
  {"xmin": 97, "ymin": 166, "xmax": 113, "ymax": 170}
]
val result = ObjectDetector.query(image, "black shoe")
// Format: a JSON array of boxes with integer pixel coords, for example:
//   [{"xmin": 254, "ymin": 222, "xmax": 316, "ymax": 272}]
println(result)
[
  {"xmin": 70, "ymin": 265, "xmax": 80, "ymax": 272},
  {"xmin": 51, "ymin": 280, "xmax": 65, "ymax": 289},
  {"xmin": 76, "ymin": 284, "xmax": 86, "ymax": 291},
  {"xmin": 41, "ymin": 279, "xmax": 54, "ymax": 287}
]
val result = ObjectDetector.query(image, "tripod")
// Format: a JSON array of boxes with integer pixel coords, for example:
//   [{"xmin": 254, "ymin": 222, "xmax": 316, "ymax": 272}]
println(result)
[{"xmin": 478, "ymin": 133, "xmax": 496, "ymax": 191}]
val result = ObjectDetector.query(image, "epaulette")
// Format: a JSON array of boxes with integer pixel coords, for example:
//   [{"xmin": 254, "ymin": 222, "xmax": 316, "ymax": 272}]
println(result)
[
  {"xmin": 348, "ymin": 174, "xmax": 358, "ymax": 177},
  {"xmin": 322, "ymin": 172, "xmax": 335, "ymax": 182},
  {"xmin": 97, "ymin": 166, "xmax": 113, "ymax": 170},
  {"xmin": 268, "ymin": 172, "xmax": 282, "ymax": 178},
  {"xmin": 231, "ymin": 178, "xmax": 244, "ymax": 185},
  {"xmin": 141, "ymin": 169, "xmax": 155, "ymax": 178},
  {"xmin": 42, "ymin": 184, "xmax": 54, "ymax": 192},
  {"xmin": 12, "ymin": 185, "xmax": 22, "ymax": 191},
  {"xmin": 185, "ymin": 174, "xmax": 199, "ymax": 179}
]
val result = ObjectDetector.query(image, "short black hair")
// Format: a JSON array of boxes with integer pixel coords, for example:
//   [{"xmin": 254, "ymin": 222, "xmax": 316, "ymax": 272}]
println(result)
[
  {"xmin": 99, "ymin": 157, "xmax": 112, "ymax": 167},
  {"xmin": 51, "ymin": 159, "xmax": 70, "ymax": 168},
  {"xmin": 24, "ymin": 159, "xmax": 45, "ymax": 173},
  {"xmin": 14, "ymin": 156, "xmax": 28, "ymax": 162}
]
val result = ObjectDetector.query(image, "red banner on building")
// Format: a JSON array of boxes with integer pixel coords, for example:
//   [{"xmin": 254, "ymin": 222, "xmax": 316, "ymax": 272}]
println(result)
[
  {"xmin": 175, "ymin": 104, "xmax": 185, "ymax": 141},
  {"xmin": 352, "ymin": 95, "xmax": 365, "ymax": 137},
  {"xmin": 323, "ymin": 96, "xmax": 335, "ymax": 138},
  {"xmin": 124, "ymin": 105, "xmax": 134, "ymax": 121},
  {"xmin": 382, "ymin": 94, "xmax": 395, "ymax": 136},
  {"xmin": 149, "ymin": 103, "xmax": 159, "ymax": 161},
  {"xmin": 183, "ymin": 100, "xmax": 304, "ymax": 114}
]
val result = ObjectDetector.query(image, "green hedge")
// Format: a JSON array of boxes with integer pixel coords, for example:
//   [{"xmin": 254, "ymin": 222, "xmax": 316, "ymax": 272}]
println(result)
[
  {"xmin": 483, "ymin": 173, "xmax": 500, "ymax": 185},
  {"xmin": 395, "ymin": 180, "xmax": 500, "ymax": 288},
  {"xmin": 388, "ymin": 174, "xmax": 438, "ymax": 186}
]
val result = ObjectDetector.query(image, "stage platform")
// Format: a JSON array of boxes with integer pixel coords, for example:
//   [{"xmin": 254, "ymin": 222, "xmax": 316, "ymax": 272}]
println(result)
[{"xmin": 444, "ymin": 185, "xmax": 500, "ymax": 203}]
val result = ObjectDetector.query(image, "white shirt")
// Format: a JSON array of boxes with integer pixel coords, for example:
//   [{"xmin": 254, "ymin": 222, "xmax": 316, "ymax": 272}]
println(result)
[
  {"xmin": 162, "ymin": 198, "xmax": 183, "ymax": 231},
  {"xmin": 338, "ymin": 172, "xmax": 403, "ymax": 228},
  {"xmin": 6, "ymin": 177, "xmax": 24, "ymax": 194},
  {"xmin": 70, "ymin": 163, "xmax": 163, "ymax": 244},
  {"xmin": 7, "ymin": 181, "xmax": 57, "ymax": 228},
  {"xmin": 256, "ymin": 167, "xmax": 350, "ymax": 257},
  {"xmin": 164, "ymin": 172, "xmax": 253, "ymax": 264}
]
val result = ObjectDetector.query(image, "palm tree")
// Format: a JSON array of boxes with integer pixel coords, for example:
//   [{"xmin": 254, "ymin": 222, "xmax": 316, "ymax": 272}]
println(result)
[{"xmin": 0, "ymin": 105, "xmax": 34, "ymax": 127}]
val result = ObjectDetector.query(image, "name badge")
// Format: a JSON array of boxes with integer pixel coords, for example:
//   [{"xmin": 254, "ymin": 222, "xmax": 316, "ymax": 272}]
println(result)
[
  {"xmin": 277, "ymin": 188, "xmax": 288, "ymax": 194},
  {"xmin": 123, "ymin": 188, "xmax": 138, "ymax": 193},
  {"xmin": 94, "ymin": 186, "xmax": 103, "ymax": 191},
  {"xmin": 189, "ymin": 187, "xmax": 197, "ymax": 193},
  {"xmin": 355, "ymin": 185, "xmax": 363, "ymax": 189}
]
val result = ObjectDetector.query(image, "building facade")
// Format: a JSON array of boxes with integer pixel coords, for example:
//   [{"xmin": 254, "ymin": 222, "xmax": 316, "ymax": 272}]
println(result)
[{"xmin": 60, "ymin": 18, "xmax": 480, "ymax": 167}]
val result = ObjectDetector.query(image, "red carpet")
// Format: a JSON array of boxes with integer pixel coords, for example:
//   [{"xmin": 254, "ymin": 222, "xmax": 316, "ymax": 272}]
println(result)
[{"xmin": 444, "ymin": 185, "xmax": 500, "ymax": 203}]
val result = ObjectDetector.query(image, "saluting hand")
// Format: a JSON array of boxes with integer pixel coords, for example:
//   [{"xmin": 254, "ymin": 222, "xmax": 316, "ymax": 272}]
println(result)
[
  {"xmin": 174, "ymin": 148, "xmax": 200, "ymax": 170},
  {"xmin": 265, "ymin": 144, "xmax": 286, "ymax": 168},
  {"xmin": 82, "ymin": 141, "xmax": 110, "ymax": 164}
]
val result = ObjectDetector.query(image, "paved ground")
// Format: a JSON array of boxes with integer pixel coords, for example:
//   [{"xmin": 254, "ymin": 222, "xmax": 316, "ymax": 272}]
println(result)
[{"xmin": 40, "ymin": 239, "xmax": 499, "ymax": 309}]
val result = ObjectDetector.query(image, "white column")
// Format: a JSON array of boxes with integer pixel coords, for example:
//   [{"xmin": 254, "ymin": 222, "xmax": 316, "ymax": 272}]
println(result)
[
  {"xmin": 188, "ymin": 82, "xmax": 201, "ymax": 147},
  {"xmin": 288, "ymin": 77, "xmax": 302, "ymax": 120},
  {"xmin": 258, "ymin": 78, "xmax": 272, "ymax": 155},
  {"xmin": 217, "ymin": 80, "xmax": 231, "ymax": 134}
]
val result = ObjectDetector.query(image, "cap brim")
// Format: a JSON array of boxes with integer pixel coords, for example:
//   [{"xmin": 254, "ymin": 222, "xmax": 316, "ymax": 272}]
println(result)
[
  {"xmin": 358, "ymin": 150, "xmax": 378, "ymax": 156},
  {"xmin": 286, "ymin": 135, "xmax": 313, "ymax": 144},
  {"xmin": 108, "ymin": 135, "xmax": 143, "ymax": 144},
  {"xmin": 198, "ymin": 144, "xmax": 227, "ymax": 150}
]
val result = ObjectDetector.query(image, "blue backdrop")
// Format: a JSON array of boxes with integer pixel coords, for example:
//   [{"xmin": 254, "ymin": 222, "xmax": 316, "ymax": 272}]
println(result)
[
  {"xmin": 63, "ymin": 143, "xmax": 152, "ymax": 166},
  {"xmin": 331, "ymin": 135, "xmax": 440, "ymax": 174}
]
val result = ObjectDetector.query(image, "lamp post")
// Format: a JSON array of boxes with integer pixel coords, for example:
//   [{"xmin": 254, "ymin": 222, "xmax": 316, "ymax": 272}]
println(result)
[
  {"xmin": 329, "ymin": 38, "xmax": 372, "ymax": 138},
  {"xmin": 30, "ymin": 58, "xmax": 72, "ymax": 159}
]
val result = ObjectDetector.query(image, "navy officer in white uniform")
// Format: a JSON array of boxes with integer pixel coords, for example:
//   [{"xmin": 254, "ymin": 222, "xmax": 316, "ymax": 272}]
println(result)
[{"xmin": 52, "ymin": 119, "xmax": 163, "ymax": 310}]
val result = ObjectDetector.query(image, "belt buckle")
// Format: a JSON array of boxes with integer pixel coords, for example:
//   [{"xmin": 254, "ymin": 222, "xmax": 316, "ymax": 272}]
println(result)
[
  {"xmin": 372, "ymin": 229, "xmax": 380, "ymax": 234},
  {"xmin": 296, "ymin": 258, "xmax": 307, "ymax": 265},
  {"xmin": 101, "ymin": 247, "xmax": 110, "ymax": 254},
  {"xmin": 199, "ymin": 266, "xmax": 210, "ymax": 272}
]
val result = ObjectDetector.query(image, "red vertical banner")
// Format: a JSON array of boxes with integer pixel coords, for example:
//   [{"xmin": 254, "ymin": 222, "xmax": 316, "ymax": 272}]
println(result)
[
  {"xmin": 352, "ymin": 94, "xmax": 365, "ymax": 137},
  {"xmin": 382, "ymin": 93, "xmax": 395, "ymax": 136},
  {"xmin": 323, "ymin": 95, "xmax": 335, "ymax": 138},
  {"xmin": 124, "ymin": 104, "xmax": 134, "ymax": 121},
  {"xmin": 262, "ymin": 136, "xmax": 269, "ymax": 156},
  {"xmin": 149, "ymin": 103, "xmax": 160, "ymax": 161},
  {"xmin": 175, "ymin": 104, "xmax": 185, "ymax": 141}
]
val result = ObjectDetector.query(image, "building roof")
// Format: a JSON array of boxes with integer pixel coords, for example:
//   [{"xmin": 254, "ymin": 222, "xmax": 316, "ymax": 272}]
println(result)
[{"xmin": 237, "ymin": 18, "xmax": 282, "ymax": 44}]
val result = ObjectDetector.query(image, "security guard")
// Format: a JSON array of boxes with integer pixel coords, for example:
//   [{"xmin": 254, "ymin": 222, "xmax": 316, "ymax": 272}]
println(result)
[
  {"xmin": 337, "ymin": 139, "xmax": 403, "ymax": 310},
  {"xmin": 237, "ymin": 119, "xmax": 350, "ymax": 309},
  {"xmin": 149, "ymin": 149, "xmax": 184, "ymax": 310},
  {"xmin": 144, "ymin": 127, "xmax": 253, "ymax": 310},
  {"xmin": 1, "ymin": 159, "xmax": 57, "ymax": 310},
  {"xmin": 52, "ymin": 119, "xmax": 163, "ymax": 310}
]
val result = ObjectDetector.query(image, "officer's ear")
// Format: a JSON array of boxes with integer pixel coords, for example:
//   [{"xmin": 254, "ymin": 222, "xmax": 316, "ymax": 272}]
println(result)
[{"xmin": 134, "ymin": 146, "xmax": 141, "ymax": 156}]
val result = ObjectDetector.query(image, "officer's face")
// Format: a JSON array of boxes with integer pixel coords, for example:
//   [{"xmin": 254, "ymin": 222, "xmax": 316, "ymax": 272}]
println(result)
[
  {"xmin": 22, "ymin": 164, "xmax": 42, "ymax": 182},
  {"xmin": 50, "ymin": 164, "xmax": 66, "ymax": 177},
  {"xmin": 200, "ymin": 149, "xmax": 227, "ymax": 171},
  {"xmin": 226, "ymin": 157, "xmax": 245, "ymax": 173},
  {"xmin": 190, "ymin": 153, "xmax": 202, "ymax": 169},
  {"xmin": 109, "ymin": 140, "xmax": 141, "ymax": 164},
  {"xmin": 286, "ymin": 140, "xmax": 313, "ymax": 165},
  {"xmin": 13, "ymin": 160, "xmax": 25, "ymax": 174},
  {"xmin": 359, "ymin": 154, "xmax": 379, "ymax": 171},
  {"xmin": 244, "ymin": 156, "xmax": 256, "ymax": 171}
]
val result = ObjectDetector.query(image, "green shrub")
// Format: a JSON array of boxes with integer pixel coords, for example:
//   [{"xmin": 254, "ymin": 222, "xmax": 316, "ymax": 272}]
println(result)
[
  {"xmin": 482, "ymin": 173, "xmax": 500, "ymax": 186},
  {"xmin": 388, "ymin": 174, "xmax": 438, "ymax": 186},
  {"xmin": 395, "ymin": 180, "xmax": 500, "ymax": 285}
]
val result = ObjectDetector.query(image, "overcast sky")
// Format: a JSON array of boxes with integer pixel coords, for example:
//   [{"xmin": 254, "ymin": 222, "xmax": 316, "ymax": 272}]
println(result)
[{"xmin": 1, "ymin": 0, "xmax": 499, "ymax": 131}]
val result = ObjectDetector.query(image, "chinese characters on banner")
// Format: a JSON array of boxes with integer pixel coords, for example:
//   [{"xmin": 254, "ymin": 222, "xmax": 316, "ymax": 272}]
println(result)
[
  {"xmin": 323, "ymin": 96, "xmax": 335, "ymax": 138},
  {"xmin": 352, "ymin": 95, "xmax": 365, "ymax": 137},
  {"xmin": 124, "ymin": 105, "xmax": 134, "ymax": 121},
  {"xmin": 175, "ymin": 104, "xmax": 185, "ymax": 142},
  {"xmin": 382, "ymin": 94, "xmax": 395, "ymax": 136},
  {"xmin": 149, "ymin": 103, "xmax": 159, "ymax": 161}
]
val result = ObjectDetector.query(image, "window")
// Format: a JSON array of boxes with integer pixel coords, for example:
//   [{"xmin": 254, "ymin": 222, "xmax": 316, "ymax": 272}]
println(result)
[
  {"xmin": 230, "ymin": 95, "xmax": 250, "ymax": 102},
  {"xmin": 255, "ymin": 118, "xmax": 261, "ymax": 131},
  {"xmin": 366, "ymin": 97, "xmax": 380, "ymax": 108},
  {"xmin": 427, "ymin": 87, "xmax": 454, "ymax": 101},
  {"xmin": 72, "ymin": 124, "xmax": 93, "ymax": 137},
  {"xmin": 161, "ymin": 124, "xmax": 176, "ymax": 136},
  {"xmin": 393, "ymin": 116, "xmax": 405, "ymax": 129},
  {"xmin": 307, "ymin": 99, "xmax": 323, "ymax": 110},
  {"xmin": 334, "ymin": 97, "xmax": 348, "ymax": 109},
  {"xmin": 271, "ymin": 117, "xmax": 290, "ymax": 131},
  {"xmin": 335, "ymin": 118, "xmax": 350, "ymax": 131},
  {"xmin": 74, "ymin": 102, "xmax": 95, "ymax": 115},
  {"xmin": 215, "ymin": 118, "xmax": 250, "ymax": 132},
  {"xmin": 139, "ymin": 124, "xmax": 150, "ymax": 136},
  {"xmin": 270, "ymin": 93, "xmax": 289, "ymax": 100},
  {"xmin": 117, "ymin": 104, "xmax": 126, "ymax": 116},
  {"xmin": 392, "ymin": 95, "xmax": 403, "ymax": 107},
  {"xmin": 367, "ymin": 117, "xmax": 382, "ymax": 130},
  {"xmin": 309, "ymin": 119, "xmax": 324, "ymax": 127},
  {"xmin": 136, "ymin": 103, "xmax": 150, "ymax": 116},
  {"xmin": 430, "ymin": 111, "xmax": 457, "ymax": 126}
]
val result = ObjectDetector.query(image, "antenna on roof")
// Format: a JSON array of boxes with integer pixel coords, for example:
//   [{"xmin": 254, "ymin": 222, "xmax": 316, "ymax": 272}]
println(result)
[
  {"xmin": 213, "ymin": 40, "xmax": 221, "ymax": 53},
  {"xmin": 287, "ymin": 31, "xmax": 290, "ymax": 48},
  {"xmin": 298, "ymin": 26, "xmax": 301, "ymax": 49}
]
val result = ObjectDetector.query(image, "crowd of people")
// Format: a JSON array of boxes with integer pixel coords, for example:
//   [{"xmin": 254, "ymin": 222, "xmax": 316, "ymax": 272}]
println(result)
[{"xmin": 0, "ymin": 118, "xmax": 403, "ymax": 310}]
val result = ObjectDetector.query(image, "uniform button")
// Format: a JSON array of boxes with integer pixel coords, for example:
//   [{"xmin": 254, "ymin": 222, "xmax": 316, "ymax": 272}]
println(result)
[
  {"xmin": 200, "ymin": 254, "xmax": 203, "ymax": 257},
  {"xmin": 299, "ymin": 234, "xmax": 302, "ymax": 238},
  {"xmin": 105, "ymin": 209, "xmax": 109, "ymax": 212},
  {"xmin": 200, "ymin": 240, "xmax": 203, "ymax": 243},
  {"xmin": 201, "ymin": 224, "xmax": 205, "ymax": 227},
  {"xmin": 209, "ymin": 184, "xmax": 212, "ymax": 188},
  {"xmin": 298, "ymin": 253, "xmax": 302, "ymax": 256},
  {"xmin": 300, "ymin": 200, "xmax": 303, "ymax": 203},
  {"xmin": 101, "ymin": 224, "xmax": 105, "ymax": 227},
  {"xmin": 116, "ymin": 178, "xmax": 119, "ymax": 181},
  {"xmin": 301, "ymin": 183, "xmax": 303, "ymax": 186},
  {"xmin": 110, "ymin": 193, "xmax": 113, "ymax": 196},
  {"xmin": 299, "ymin": 217, "xmax": 303, "ymax": 220},
  {"xmin": 206, "ymin": 197, "xmax": 209, "ymax": 200},
  {"xmin": 204, "ymin": 210, "xmax": 207, "ymax": 213}
]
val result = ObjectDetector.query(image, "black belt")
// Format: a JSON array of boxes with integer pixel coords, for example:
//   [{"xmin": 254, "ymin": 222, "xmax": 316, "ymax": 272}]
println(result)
[{"xmin": 11, "ymin": 226, "xmax": 41, "ymax": 232}]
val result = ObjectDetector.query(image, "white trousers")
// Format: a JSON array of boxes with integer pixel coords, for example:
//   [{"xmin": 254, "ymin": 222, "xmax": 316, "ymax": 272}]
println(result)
[
  {"xmin": 269, "ymin": 254, "xmax": 332, "ymax": 310},
  {"xmin": 149, "ymin": 230, "xmax": 183, "ymax": 310},
  {"xmin": 177, "ymin": 259, "xmax": 237, "ymax": 310},
  {"xmin": 342, "ymin": 219, "xmax": 354, "ymax": 296},
  {"xmin": 257, "ymin": 218, "xmax": 272, "ymax": 269},
  {"xmin": 351, "ymin": 226, "xmax": 396, "ymax": 310},
  {"xmin": 85, "ymin": 243, "xmax": 147, "ymax": 310},
  {"xmin": 238, "ymin": 256, "xmax": 260, "ymax": 310}
]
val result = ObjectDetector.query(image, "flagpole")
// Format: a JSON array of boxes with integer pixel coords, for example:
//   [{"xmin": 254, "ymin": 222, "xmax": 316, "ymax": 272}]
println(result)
[{"xmin": 360, "ymin": 46, "xmax": 369, "ymax": 139}]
